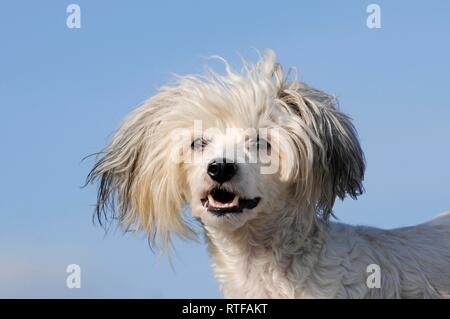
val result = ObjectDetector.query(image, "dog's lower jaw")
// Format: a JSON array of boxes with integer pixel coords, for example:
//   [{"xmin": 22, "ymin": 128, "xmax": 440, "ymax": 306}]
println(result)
[{"xmin": 204, "ymin": 210, "xmax": 450, "ymax": 299}]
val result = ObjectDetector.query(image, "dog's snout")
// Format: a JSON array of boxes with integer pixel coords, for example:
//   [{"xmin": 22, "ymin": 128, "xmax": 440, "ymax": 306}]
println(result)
[{"xmin": 207, "ymin": 159, "xmax": 238, "ymax": 183}]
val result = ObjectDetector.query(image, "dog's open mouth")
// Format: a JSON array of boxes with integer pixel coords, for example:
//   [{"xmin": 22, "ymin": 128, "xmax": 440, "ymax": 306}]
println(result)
[{"xmin": 201, "ymin": 188, "xmax": 261, "ymax": 216}]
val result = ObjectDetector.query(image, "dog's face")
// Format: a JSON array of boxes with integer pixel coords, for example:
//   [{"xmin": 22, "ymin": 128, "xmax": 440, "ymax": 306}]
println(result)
[
  {"xmin": 87, "ymin": 50, "xmax": 365, "ymax": 248},
  {"xmin": 183, "ymin": 119, "xmax": 283, "ymax": 231}
]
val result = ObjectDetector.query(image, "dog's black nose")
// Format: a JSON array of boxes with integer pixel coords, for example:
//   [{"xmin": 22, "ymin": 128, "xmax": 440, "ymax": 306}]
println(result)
[{"xmin": 207, "ymin": 159, "xmax": 238, "ymax": 183}]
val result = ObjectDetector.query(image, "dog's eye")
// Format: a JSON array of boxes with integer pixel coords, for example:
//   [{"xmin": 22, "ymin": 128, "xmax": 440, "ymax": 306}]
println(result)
[
  {"xmin": 191, "ymin": 137, "xmax": 208, "ymax": 150},
  {"xmin": 256, "ymin": 136, "xmax": 271, "ymax": 151}
]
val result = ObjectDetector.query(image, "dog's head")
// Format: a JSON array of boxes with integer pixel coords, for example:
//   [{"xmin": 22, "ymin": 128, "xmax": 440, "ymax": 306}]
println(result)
[{"xmin": 87, "ymin": 50, "xmax": 365, "ymax": 249}]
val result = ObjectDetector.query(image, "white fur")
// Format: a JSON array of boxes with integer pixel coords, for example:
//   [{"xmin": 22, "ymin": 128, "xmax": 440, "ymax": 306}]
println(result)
[{"xmin": 88, "ymin": 50, "xmax": 450, "ymax": 298}]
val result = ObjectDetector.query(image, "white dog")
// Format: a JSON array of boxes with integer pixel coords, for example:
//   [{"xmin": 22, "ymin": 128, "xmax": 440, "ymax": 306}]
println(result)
[{"xmin": 88, "ymin": 50, "xmax": 450, "ymax": 298}]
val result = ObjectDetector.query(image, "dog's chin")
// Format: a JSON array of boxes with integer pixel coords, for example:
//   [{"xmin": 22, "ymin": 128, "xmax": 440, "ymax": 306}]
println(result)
[{"xmin": 193, "ymin": 187, "xmax": 262, "ymax": 230}]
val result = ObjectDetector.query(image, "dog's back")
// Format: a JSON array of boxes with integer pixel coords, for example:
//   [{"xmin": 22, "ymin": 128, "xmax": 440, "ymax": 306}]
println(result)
[
  {"xmin": 313, "ymin": 212, "xmax": 450, "ymax": 298},
  {"xmin": 405, "ymin": 211, "xmax": 450, "ymax": 297}
]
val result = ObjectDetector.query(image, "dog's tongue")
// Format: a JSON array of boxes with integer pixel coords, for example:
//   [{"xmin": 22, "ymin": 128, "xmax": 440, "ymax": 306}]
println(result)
[
  {"xmin": 208, "ymin": 189, "xmax": 239, "ymax": 208},
  {"xmin": 212, "ymin": 189, "xmax": 236, "ymax": 204}
]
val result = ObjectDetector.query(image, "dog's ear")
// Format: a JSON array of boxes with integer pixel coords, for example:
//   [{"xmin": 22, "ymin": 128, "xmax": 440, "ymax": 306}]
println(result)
[
  {"xmin": 275, "ymin": 74, "xmax": 365, "ymax": 219},
  {"xmin": 86, "ymin": 93, "xmax": 195, "ymax": 250},
  {"xmin": 312, "ymin": 100, "xmax": 365, "ymax": 217}
]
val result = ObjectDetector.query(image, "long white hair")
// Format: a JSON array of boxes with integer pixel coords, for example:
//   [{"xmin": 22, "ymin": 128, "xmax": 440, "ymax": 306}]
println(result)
[{"xmin": 87, "ymin": 50, "xmax": 365, "ymax": 251}]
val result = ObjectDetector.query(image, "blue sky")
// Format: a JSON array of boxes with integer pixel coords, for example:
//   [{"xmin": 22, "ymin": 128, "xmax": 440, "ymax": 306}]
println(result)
[{"xmin": 0, "ymin": 1, "xmax": 449, "ymax": 298}]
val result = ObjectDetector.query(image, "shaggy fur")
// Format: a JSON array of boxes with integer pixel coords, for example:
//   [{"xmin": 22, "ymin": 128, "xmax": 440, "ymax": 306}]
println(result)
[{"xmin": 87, "ymin": 50, "xmax": 450, "ymax": 298}]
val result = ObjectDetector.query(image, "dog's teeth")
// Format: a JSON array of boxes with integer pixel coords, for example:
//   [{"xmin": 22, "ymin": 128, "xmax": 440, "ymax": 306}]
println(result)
[
  {"xmin": 207, "ymin": 194, "xmax": 239, "ymax": 208},
  {"xmin": 208, "ymin": 194, "xmax": 222, "ymax": 207}
]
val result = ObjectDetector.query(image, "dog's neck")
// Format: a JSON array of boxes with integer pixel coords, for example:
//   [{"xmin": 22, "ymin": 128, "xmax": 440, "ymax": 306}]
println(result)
[{"xmin": 203, "ymin": 205, "xmax": 325, "ymax": 298}]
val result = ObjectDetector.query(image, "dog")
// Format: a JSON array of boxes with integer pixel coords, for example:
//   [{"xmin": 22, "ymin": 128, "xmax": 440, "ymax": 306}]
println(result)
[{"xmin": 87, "ymin": 50, "xmax": 450, "ymax": 298}]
